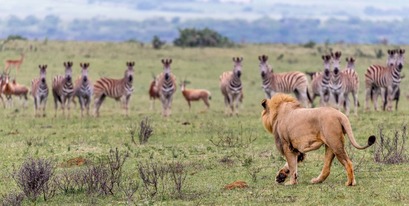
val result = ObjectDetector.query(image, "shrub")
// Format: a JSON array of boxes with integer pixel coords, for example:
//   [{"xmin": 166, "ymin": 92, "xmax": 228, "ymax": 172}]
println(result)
[
  {"xmin": 139, "ymin": 117, "xmax": 153, "ymax": 144},
  {"xmin": 374, "ymin": 125, "xmax": 408, "ymax": 164},
  {"xmin": 1, "ymin": 191, "xmax": 24, "ymax": 206},
  {"xmin": 173, "ymin": 28, "xmax": 234, "ymax": 48},
  {"xmin": 152, "ymin": 35, "xmax": 166, "ymax": 49},
  {"xmin": 13, "ymin": 158, "xmax": 55, "ymax": 202}
]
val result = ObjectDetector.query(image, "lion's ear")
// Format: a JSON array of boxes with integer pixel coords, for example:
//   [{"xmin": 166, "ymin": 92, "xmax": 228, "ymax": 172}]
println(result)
[{"xmin": 261, "ymin": 99, "xmax": 267, "ymax": 109}]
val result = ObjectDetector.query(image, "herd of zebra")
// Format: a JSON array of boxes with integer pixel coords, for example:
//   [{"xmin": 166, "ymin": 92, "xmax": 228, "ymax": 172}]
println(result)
[
  {"xmin": 218, "ymin": 49, "xmax": 405, "ymax": 116},
  {"xmin": 0, "ymin": 48, "xmax": 405, "ymax": 117}
]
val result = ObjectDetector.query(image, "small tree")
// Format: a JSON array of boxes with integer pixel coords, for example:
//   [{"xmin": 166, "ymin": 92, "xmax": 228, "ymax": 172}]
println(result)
[{"xmin": 152, "ymin": 35, "xmax": 166, "ymax": 49}]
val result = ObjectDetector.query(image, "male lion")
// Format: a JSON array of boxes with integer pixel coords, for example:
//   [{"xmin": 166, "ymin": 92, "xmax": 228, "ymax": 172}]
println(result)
[{"xmin": 261, "ymin": 93, "xmax": 376, "ymax": 186}]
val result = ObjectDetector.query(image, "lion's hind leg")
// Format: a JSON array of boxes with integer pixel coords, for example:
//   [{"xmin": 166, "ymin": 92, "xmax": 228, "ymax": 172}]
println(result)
[
  {"xmin": 311, "ymin": 145, "xmax": 335, "ymax": 184},
  {"xmin": 334, "ymin": 149, "xmax": 356, "ymax": 186}
]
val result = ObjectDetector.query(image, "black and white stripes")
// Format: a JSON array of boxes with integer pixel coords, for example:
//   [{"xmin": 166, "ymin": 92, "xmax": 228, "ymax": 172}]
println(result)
[
  {"xmin": 258, "ymin": 54, "xmax": 311, "ymax": 107},
  {"xmin": 365, "ymin": 49, "xmax": 405, "ymax": 111},
  {"xmin": 31, "ymin": 65, "xmax": 49, "ymax": 117},
  {"xmin": 52, "ymin": 61, "xmax": 75, "ymax": 117},
  {"xmin": 156, "ymin": 59, "xmax": 177, "ymax": 117},
  {"xmin": 329, "ymin": 51, "xmax": 359, "ymax": 115},
  {"xmin": 220, "ymin": 57, "xmax": 243, "ymax": 115},
  {"xmin": 310, "ymin": 55, "xmax": 332, "ymax": 107},
  {"xmin": 93, "ymin": 62, "xmax": 135, "ymax": 117},
  {"xmin": 74, "ymin": 63, "xmax": 93, "ymax": 117}
]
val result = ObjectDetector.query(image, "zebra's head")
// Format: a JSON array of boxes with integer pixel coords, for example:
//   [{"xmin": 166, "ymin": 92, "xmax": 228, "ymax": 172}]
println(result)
[
  {"xmin": 80, "ymin": 62, "xmax": 90, "ymax": 83},
  {"xmin": 161, "ymin": 59, "xmax": 172, "ymax": 80},
  {"xmin": 258, "ymin": 55, "xmax": 270, "ymax": 78},
  {"xmin": 125, "ymin": 62, "xmax": 135, "ymax": 83},
  {"xmin": 232, "ymin": 57, "xmax": 243, "ymax": 78},
  {"xmin": 322, "ymin": 55, "xmax": 331, "ymax": 76},
  {"xmin": 387, "ymin": 49, "xmax": 396, "ymax": 68},
  {"xmin": 330, "ymin": 51, "xmax": 342, "ymax": 73},
  {"xmin": 38, "ymin": 65, "xmax": 47, "ymax": 84},
  {"xmin": 63, "ymin": 61, "xmax": 73, "ymax": 82},
  {"xmin": 346, "ymin": 57, "xmax": 356, "ymax": 70},
  {"xmin": 396, "ymin": 49, "xmax": 405, "ymax": 71}
]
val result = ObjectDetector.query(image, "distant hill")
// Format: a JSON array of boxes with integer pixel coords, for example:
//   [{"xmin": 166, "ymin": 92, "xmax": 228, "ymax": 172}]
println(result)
[{"xmin": 1, "ymin": 0, "xmax": 409, "ymax": 44}]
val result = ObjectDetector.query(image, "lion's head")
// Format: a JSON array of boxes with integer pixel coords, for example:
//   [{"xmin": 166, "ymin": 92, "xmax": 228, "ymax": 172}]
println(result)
[{"xmin": 261, "ymin": 93, "xmax": 301, "ymax": 134}]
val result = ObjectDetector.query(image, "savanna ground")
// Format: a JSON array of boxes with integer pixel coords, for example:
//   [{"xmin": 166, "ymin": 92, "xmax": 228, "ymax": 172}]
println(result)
[{"xmin": 0, "ymin": 40, "xmax": 408, "ymax": 205}]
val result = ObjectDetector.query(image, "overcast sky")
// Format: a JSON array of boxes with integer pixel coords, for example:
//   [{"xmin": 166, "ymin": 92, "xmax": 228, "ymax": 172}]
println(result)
[{"xmin": 1, "ymin": 0, "xmax": 408, "ymax": 21}]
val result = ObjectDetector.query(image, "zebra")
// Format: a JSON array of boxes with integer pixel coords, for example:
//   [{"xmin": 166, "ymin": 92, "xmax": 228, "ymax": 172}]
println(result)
[
  {"xmin": 93, "ymin": 62, "xmax": 135, "ymax": 117},
  {"xmin": 74, "ymin": 62, "xmax": 93, "ymax": 117},
  {"xmin": 220, "ymin": 57, "xmax": 243, "ymax": 115},
  {"xmin": 309, "ymin": 54, "xmax": 332, "ymax": 107},
  {"xmin": 52, "ymin": 61, "xmax": 75, "ymax": 117},
  {"xmin": 365, "ymin": 49, "xmax": 405, "ymax": 111},
  {"xmin": 31, "ymin": 65, "xmax": 49, "ymax": 117},
  {"xmin": 329, "ymin": 51, "xmax": 359, "ymax": 116},
  {"xmin": 258, "ymin": 54, "xmax": 311, "ymax": 107},
  {"xmin": 155, "ymin": 59, "xmax": 177, "ymax": 117}
]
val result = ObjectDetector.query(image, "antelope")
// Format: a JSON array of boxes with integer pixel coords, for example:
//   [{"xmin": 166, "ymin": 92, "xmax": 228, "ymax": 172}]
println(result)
[
  {"xmin": 4, "ymin": 53, "xmax": 24, "ymax": 73},
  {"xmin": 2, "ymin": 75, "xmax": 29, "ymax": 108},
  {"xmin": 149, "ymin": 73, "xmax": 160, "ymax": 110},
  {"xmin": 180, "ymin": 80, "xmax": 211, "ymax": 110}
]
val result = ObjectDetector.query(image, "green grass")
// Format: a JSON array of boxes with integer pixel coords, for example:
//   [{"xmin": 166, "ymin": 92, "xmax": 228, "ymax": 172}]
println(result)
[{"xmin": 0, "ymin": 40, "xmax": 408, "ymax": 205}]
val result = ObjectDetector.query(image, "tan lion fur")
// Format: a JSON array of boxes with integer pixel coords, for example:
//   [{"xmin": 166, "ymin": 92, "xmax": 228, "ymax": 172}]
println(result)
[{"xmin": 261, "ymin": 93, "xmax": 375, "ymax": 186}]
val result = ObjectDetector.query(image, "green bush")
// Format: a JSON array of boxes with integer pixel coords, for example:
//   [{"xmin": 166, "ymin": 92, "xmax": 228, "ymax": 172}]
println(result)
[{"xmin": 173, "ymin": 28, "xmax": 234, "ymax": 48}]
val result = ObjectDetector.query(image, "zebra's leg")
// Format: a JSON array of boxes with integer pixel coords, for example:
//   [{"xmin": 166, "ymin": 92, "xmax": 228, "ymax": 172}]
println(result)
[
  {"xmin": 344, "ymin": 94, "xmax": 350, "ymax": 116},
  {"xmin": 228, "ymin": 93, "xmax": 234, "ymax": 115},
  {"xmin": 94, "ymin": 94, "xmax": 106, "ymax": 117},
  {"xmin": 364, "ymin": 87, "xmax": 371, "ymax": 111},
  {"xmin": 66, "ymin": 96, "xmax": 72, "ymax": 118},
  {"xmin": 223, "ymin": 95, "xmax": 229, "ymax": 115},
  {"xmin": 85, "ymin": 97, "xmax": 91, "ymax": 117},
  {"xmin": 352, "ymin": 91, "xmax": 358, "ymax": 116},
  {"xmin": 386, "ymin": 86, "xmax": 394, "ymax": 111},
  {"xmin": 42, "ymin": 98, "xmax": 47, "ymax": 117},
  {"xmin": 169, "ymin": 96, "xmax": 174, "ymax": 116},
  {"xmin": 78, "ymin": 96, "xmax": 85, "ymax": 117},
  {"xmin": 124, "ymin": 95, "xmax": 131, "ymax": 116},
  {"xmin": 34, "ymin": 96, "xmax": 39, "ymax": 117}
]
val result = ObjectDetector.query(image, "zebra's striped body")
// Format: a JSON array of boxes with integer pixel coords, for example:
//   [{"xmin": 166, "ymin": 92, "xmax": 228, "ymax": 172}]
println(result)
[
  {"xmin": 309, "ymin": 55, "xmax": 332, "ymax": 107},
  {"xmin": 74, "ymin": 63, "xmax": 93, "ymax": 117},
  {"xmin": 31, "ymin": 65, "xmax": 49, "ymax": 117},
  {"xmin": 258, "ymin": 55, "xmax": 311, "ymax": 107},
  {"xmin": 156, "ymin": 59, "xmax": 177, "ymax": 117},
  {"xmin": 94, "ymin": 62, "xmax": 135, "ymax": 117},
  {"xmin": 365, "ymin": 49, "xmax": 405, "ymax": 111},
  {"xmin": 220, "ymin": 57, "xmax": 243, "ymax": 115},
  {"xmin": 329, "ymin": 52, "xmax": 359, "ymax": 115},
  {"xmin": 52, "ymin": 61, "xmax": 74, "ymax": 117}
]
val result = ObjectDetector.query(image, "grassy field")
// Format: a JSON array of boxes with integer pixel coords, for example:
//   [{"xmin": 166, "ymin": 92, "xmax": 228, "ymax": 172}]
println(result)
[{"xmin": 0, "ymin": 40, "xmax": 408, "ymax": 205}]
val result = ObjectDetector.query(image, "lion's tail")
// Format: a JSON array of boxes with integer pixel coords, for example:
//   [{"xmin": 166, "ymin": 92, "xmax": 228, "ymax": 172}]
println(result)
[{"xmin": 340, "ymin": 115, "xmax": 376, "ymax": 150}]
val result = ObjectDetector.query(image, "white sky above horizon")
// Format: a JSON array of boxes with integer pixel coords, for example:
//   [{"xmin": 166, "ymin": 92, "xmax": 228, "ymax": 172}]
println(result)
[{"xmin": 0, "ymin": 0, "xmax": 407, "ymax": 21}]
